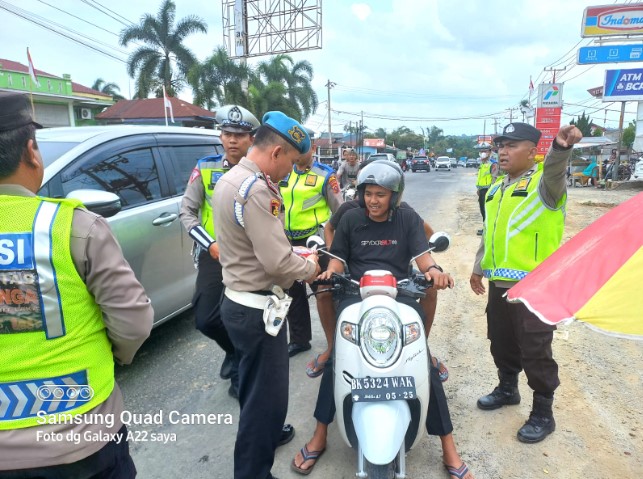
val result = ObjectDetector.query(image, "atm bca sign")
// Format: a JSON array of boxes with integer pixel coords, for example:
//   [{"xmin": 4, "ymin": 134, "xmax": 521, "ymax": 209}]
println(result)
[{"xmin": 603, "ymin": 68, "xmax": 643, "ymax": 101}]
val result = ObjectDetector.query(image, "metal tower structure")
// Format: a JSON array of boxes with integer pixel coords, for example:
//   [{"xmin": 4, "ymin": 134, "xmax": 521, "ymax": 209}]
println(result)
[{"xmin": 222, "ymin": 0, "xmax": 322, "ymax": 59}]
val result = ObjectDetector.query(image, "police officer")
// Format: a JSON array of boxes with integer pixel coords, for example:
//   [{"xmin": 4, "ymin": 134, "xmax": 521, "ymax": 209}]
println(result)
[
  {"xmin": 0, "ymin": 91, "xmax": 153, "ymax": 477},
  {"xmin": 475, "ymin": 145, "xmax": 499, "ymax": 235},
  {"xmin": 281, "ymin": 147, "xmax": 343, "ymax": 359},
  {"xmin": 470, "ymin": 122, "xmax": 582, "ymax": 444},
  {"xmin": 180, "ymin": 104, "xmax": 259, "ymax": 393},
  {"xmin": 213, "ymin": 111, "xmax": 320, "ymax": 479}
]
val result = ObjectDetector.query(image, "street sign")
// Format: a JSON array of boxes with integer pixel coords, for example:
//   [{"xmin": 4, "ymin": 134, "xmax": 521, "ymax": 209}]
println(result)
[
  {"xmin": 603, "ymin": 68, "xmax": 643, "ymax": 101},
  {"xmin": 537, "ymin": 83, "xmax": 564, "ymax": 108},
  {"xmin": 578, "ymin": 45, "xmax": 643, "ymax": 64},
  {"xmin": 582, "ymin": 4, "xmax": 643, "ymax": 37}
]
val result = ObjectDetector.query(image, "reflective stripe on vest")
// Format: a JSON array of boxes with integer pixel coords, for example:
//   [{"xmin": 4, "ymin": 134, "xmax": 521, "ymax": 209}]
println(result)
[
  {"xmin": 0, "ymin": 371, "xmax": 89, "ymax": 421},
  {"xmin": 33, "ymin": 201, "xmax": 65, "ymax": 339},
  {"xmin": 481, "ymin": 170, "xmax": 565, "ymax": 282},
  {"xmin": 281, "ymin": 164, "xmax": 331, "ymax": 239}
]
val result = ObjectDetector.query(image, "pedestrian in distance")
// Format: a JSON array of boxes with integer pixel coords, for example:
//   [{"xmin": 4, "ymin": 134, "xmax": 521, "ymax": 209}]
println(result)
[
  {"xmin": 291, "ymin": 160, "xmax": 474, "ymax": 479},
  {"xmin": 213, "ymin": 111, "xmax": 321, "ymax": 479},
  {"xmin": 475, "ymin": 145, "xmax": 499, "ymax": 235},
  {"xmin": 0, "ymin": 91, "xmax": 154, "ymax": 478},
  {"xmin": 180, "ymin": 104, "xmax": 260, "ymax": 397},
  {"xmin": 279, "ymin": 147, "xmax": 343, "ymax": 364},
  {"xmin": 335, "ymin": 148, "xmax": 360, "ymax": 189},
  {"xmin": 470, "ymin": 122, "xmax": 582, "ymax": 444}
]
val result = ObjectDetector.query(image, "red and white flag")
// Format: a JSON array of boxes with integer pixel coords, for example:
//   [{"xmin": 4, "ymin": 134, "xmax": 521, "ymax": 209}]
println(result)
[
  {"xmin": 27, "ymin": 48, "xmax": 40, "ymax": 87},
  {"xmin": 529, "ymin": 76, "xmax": 534, "ymax": 92},
  {"xmin": 162, "ymin": 85, "xmax": 174, "ymax": 124}
]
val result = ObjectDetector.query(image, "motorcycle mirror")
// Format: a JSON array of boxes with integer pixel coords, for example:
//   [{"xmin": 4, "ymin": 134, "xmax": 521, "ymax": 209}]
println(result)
[
  {"xmin": 306, "ymin": 235, "xmax": 326, "ymax": 250},
  {"xmin": 428, "ymin": 231, "xmax": 450, "ymax": 252}
]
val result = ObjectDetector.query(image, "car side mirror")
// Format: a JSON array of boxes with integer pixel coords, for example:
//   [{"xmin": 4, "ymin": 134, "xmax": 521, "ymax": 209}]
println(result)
[{"xmin": 66, "ymin": 189, "xmax": 122, "ymax": 218}]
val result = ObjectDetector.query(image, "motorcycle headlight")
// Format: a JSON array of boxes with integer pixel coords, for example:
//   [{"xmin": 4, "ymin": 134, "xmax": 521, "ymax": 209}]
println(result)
[{"xmin": 359, "ymin": 307, "xmax": 402, "ymax": 368}]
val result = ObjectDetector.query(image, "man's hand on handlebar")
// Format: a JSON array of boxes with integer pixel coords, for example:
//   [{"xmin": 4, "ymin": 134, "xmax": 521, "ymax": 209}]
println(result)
[{"xmin": 425, "ymin": 269, "xmax": 454, "ymax": 290}]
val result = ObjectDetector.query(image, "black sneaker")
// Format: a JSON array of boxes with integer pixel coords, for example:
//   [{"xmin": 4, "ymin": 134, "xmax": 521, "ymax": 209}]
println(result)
[
  {"xmin": 288, "ymin": 342, "xmax": 311, "ymax": 357},
  {"xmin": 278, "ymin": 423, "xmax": 295, "ymax": 446}
]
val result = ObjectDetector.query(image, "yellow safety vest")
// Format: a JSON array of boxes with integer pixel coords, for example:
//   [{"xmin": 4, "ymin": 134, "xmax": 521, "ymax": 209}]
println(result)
[
  {"xmin": 480, "ymin": 169, "xmax": 565, "ymax": 282},
  {"xmin": 476, "ymin": 162, "xmax": 493, "ymax": 188},
  {"xmin": 0, "ymin": 196, "xmax": 114, "ymax": 429},
  {"xmin": 198, "ymin": 155, "xmax": 225, "ymax": 239},
  {"xmin": 281, "ymin": 163, "xmax": 333, "ymax": 240}
]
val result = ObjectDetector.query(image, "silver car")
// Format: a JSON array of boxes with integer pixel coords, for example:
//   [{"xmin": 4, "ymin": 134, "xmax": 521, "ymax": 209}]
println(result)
[{"xmin": 37, "ymin": 126, "xmax": 224, "ymax": 326}]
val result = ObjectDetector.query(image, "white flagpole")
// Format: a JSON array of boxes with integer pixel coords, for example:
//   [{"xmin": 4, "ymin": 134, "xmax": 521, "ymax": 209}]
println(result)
[{"xmin": 163, "ymin": 86, "xmax": 168, "ymax": 127}]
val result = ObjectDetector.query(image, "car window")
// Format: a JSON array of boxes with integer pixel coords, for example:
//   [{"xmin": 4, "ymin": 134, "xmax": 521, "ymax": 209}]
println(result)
[
  {"xmin": 38, "ymin": 141, "xmax": 81, "ymax": 167},
  {"xmin": 60, "ymin": 147, "xmax": 162, "ymax": 209},
  {"xmin": 166, "ymin": 144, "xmax": 224, "ymax": 195}
]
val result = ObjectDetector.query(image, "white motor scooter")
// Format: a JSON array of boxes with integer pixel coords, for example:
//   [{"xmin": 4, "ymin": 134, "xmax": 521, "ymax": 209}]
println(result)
[{"xmin": 307, "ymin": 233, "xmax": 450, "ymax": 479}]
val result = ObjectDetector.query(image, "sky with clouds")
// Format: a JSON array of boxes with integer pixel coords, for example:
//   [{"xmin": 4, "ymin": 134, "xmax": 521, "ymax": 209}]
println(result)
[{"xmin": 1, "ymin": 0, "xmax": 640, "ymax": 136}]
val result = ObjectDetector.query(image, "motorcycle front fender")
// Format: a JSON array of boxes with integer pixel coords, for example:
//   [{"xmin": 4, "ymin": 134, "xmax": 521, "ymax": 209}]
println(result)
[{"xmin": 352, "ymin": 400, "xmax": 411, "ymax": 465}]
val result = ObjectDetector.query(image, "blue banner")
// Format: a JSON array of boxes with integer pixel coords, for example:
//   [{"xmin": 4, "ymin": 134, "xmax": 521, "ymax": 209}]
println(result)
[
  {"xmin": 578, "ymin": 45, "xmax": 643, "ymax": 64},
  {"xmin": 603, "ymin": 68, "xmax": 643, "ymax": 102}
]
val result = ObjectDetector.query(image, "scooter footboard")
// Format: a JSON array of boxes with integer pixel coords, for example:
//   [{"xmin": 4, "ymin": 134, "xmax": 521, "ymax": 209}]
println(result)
[{"xmin": 352, "ymin": 400, "xmax": 411, "ymax": 465}]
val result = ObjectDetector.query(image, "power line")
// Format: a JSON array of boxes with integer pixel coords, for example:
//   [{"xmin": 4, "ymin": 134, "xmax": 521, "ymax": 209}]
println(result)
[{"xmin": 80, "ymin": 0, "xmax": 134, "ymax": 27}]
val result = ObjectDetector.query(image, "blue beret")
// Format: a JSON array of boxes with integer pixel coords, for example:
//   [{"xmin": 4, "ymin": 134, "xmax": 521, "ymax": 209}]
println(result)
[{"xmin": 261, "ymin": 111, "xmax": 311, "ymax": 154}]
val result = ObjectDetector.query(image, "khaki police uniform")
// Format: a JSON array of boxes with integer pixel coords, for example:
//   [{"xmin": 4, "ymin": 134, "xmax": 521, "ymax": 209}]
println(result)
[
  {"xmin": 180, "ymin": 154, "xmax": 236, "ymax": 366},
  {"xmin": 473, "ymin": 143, "xmax": 571, "ymax": 397},
  {"xmin": 281, "ymin": 162, "xmax": 343, "ymax": 350},
  {"xmin": 0, "ymin": 184, "xmax": 153, "ymax": 475},
  {"xmin": 213, "ymin": 157, "xmax": 316, "ymax": 479}
]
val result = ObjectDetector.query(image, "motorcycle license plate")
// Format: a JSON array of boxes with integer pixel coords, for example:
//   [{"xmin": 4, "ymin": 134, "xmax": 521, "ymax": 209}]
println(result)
[{"xmin": 350, "ymin": 376, "xmax": 416, "ymax": 402}]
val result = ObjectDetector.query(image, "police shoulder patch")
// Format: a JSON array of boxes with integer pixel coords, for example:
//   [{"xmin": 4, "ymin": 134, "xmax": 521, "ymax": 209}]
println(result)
[
  {"xmin": 328, "ymin": 174, "xmax": 340, "ymax": 194},
  {"xmin": 515, "ymin": 177, "xmax": 531, "ymax": 192},
  {"xmin": 189, "ymin": 167, "xmax": 201, "ymax": 184},
  {"xmin": 270, "ymin": 199, "xmax": 281, "ymax": 217}
]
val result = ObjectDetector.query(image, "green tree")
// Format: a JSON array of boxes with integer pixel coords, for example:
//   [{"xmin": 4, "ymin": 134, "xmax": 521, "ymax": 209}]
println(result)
[
  {"xmin": 427, "ymin": 126, "xmax": 444, "ymax": 145},
  {"xmin": 188, "ymin": 47, "xmax": 251, "ymax": 110},
  {"xmin": 256, "ymin": 54, "xmax": 318, "ymax": 122},
  {"xmin": 91, "ymin": 78, "xmax": 125, "ymax": 100},
  {"xmin": 247, "ymin": 81, "xmax": 299, "ymax": 121},
  {"xmin": 622, "ymin": 120, "xmax": 636, "ymax": 149},
  {"xmin": 570, "ymin": 111, "xmax": 593, "ymax": 137},
  {"xmin": 119, "ymin": 0, "xmax": 207, "ymax": 98}
]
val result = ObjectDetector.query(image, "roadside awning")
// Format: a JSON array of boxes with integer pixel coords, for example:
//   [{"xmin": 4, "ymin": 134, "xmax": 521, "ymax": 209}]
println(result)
[{"xmin": 573, "ymin": 137, "xmax": 616, "ymax": 149}]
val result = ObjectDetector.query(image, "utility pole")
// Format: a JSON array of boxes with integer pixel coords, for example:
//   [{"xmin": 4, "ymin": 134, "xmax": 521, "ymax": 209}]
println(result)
[
  {"xmin": 326, "ymin": 80, "xmax": 336, "ymax": 151},
  {"xmin": 543, "ymin": 66, "xmax": 566, "ymax": 83},
  {"xmin": 614, "ymin": 101, "xmax": 627, "ymax": 183}
]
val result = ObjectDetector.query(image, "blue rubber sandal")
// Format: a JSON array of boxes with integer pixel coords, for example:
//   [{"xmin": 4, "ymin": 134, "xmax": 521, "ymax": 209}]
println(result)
[
  {"xmin": 433, "ymin": 356, "xmax": 449, "ymax": 382},
  {"xmin": 305, "ymin": 354, "xmax": 327, "ymax": 378},
  {"xmin": 290, "ymin": 444, "xmax": 325, "ymax": 475},
  {"xmin": 445, "ymin": 462, "xmax": 470, "ymax": 479}
]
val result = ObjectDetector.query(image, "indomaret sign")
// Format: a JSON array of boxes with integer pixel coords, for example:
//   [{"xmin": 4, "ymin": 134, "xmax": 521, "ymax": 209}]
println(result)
[{"xmin": 582, "ymin": 3, "xmax": 643, "ymax": 37}]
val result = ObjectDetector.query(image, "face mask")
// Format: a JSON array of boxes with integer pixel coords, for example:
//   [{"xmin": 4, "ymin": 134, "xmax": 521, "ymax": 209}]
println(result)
[{"xmin": 480, "ymin": 152, "xmax": 488, "ymax": 159}]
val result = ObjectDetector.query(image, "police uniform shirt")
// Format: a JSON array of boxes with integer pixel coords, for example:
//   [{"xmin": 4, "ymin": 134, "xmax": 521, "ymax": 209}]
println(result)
[
  {"xmin": 0, "ymin": 184, "xmax": 153, "ymax": 471},
  {"xmin": 472, "ymin": 143, "xmax": 572, "ymax": 285},
  {"xmin": 213, "ymin": 158, "xmax": 316, "ymax": 291},
  {"xmin": 330, "ymin": 207, "xmax": 429, "ymax": 281}
]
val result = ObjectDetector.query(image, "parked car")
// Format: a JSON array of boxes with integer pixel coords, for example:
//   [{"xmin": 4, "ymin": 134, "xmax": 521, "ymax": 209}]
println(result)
[
  {"xmin": 449, "ymin": 157, "xmax": 458, "ymax": 168},
  {"xmin": 410, "ymin": 155, "xmax": 431, "ymax": 172},
  {"xmin": 435, "ymin": 156, "xmax": 451, "ymax": 171},
  {"xmin": 37, "ymin": 125, "xmax": 224, "ymax": 326},
  {"xmin": 466, "ymin": 158, "xmax": 479, "ymax": 168},
  {"xmin": 368, "ymin": 153, "xmax": 397, "ymax": 163}
]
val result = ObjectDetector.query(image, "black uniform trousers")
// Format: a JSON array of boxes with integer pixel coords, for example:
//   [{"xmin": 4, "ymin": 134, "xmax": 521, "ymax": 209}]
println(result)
[
  {"xmin": 221, "ymin": 296, "xmax": 289, "ymax": 479},
  {"xmin": 286, "ymin": 236, "xmax": 330, "ymax": 346},
  {"xmin": 487, "ymin": 281, "xmax": 560, "ymax": 395},
  {"xmin": 193, "ymin": 250, "xmax": 234, "ymax": 354},
  {"xmin": 312, "ymin": 295, "xmax": 453, "ymax": 437},
  {"xmin": 0, "ymin": 425, "xmax": 134, "ymax": 479},
  {"xmin": 478, "ymin": 187, "xmax": 489, "ymax": 221}
]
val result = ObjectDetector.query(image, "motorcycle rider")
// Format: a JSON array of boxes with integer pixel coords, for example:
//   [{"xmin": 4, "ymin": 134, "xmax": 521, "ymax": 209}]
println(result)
[
  {"xmin": 291, "ymin": 161, "xmax": 474, "ymax": 479},
  {"xmin": 336, "ymin": 148, "xmax": 360, "ymax": 189}
]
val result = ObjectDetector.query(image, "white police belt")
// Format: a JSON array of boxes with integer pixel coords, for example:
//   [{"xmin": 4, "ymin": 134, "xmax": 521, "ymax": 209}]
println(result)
[{"xmin": 224, "ymin": 288, "xmax": 292, "ymax": 336}]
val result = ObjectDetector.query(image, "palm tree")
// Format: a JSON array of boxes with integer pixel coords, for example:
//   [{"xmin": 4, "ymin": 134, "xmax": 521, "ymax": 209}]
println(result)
[
  {"xmin": 119, "ymin": 0, "xmax": 207, "ymax": 98},
  {"xmin": 91, "ymin": 78, "xmax": 125, "ymax": 100},
  {"xmin": 256, "ymin": 54, "xmax": 318, "ymax": 122},
  {"xmin": 247, "ymin": 80, "xmax": 299, "ymax": 121},
  {"xmin": 188, "ymin": 47, "xmax": 251, "ymax": 110}
]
